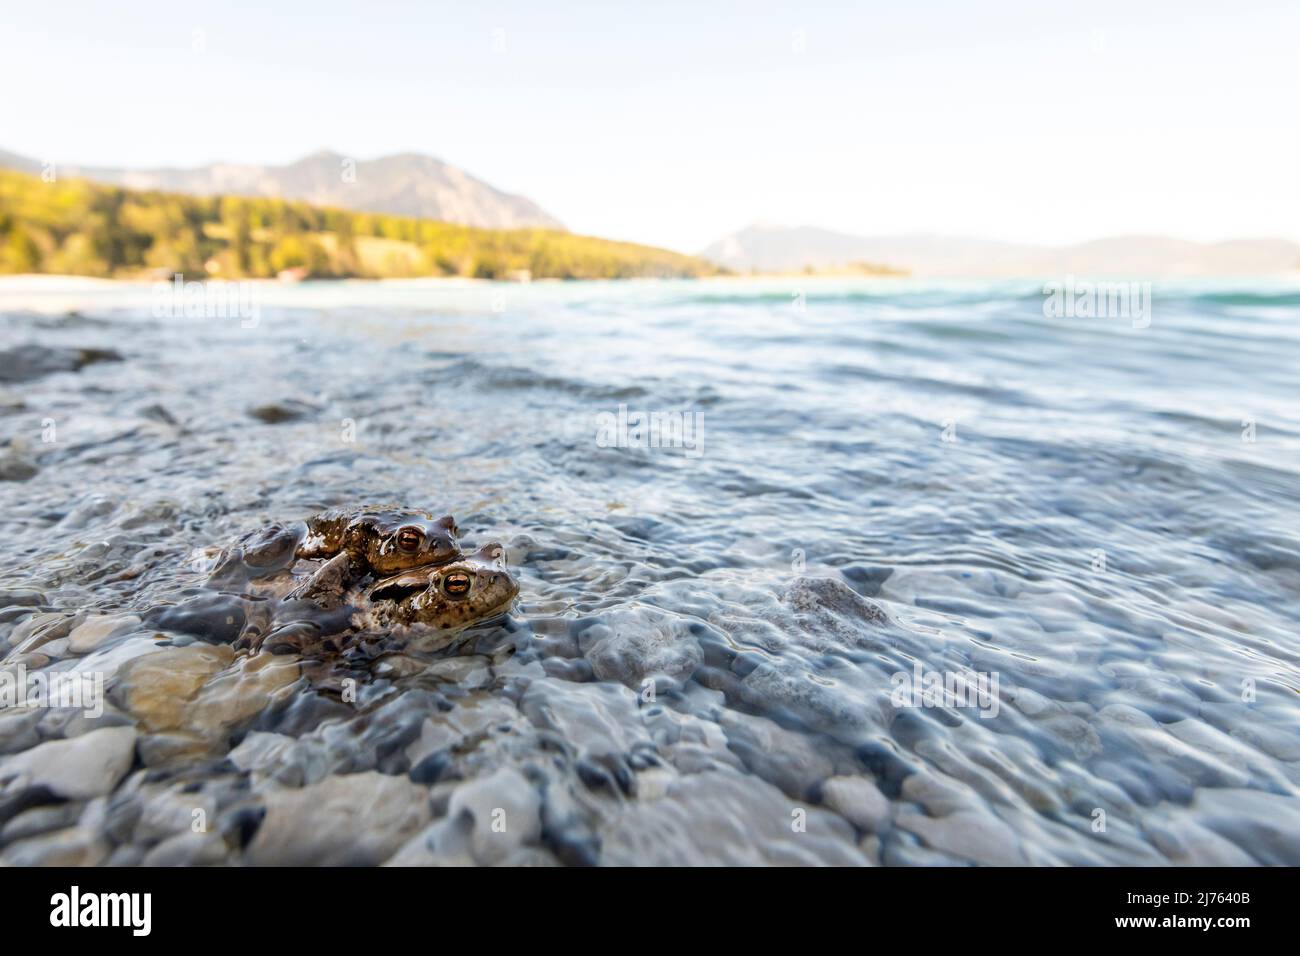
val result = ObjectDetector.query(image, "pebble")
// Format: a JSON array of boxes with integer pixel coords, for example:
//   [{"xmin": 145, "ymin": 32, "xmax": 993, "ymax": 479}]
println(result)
[
  {"xmin": 0, "ymin": 802, "xmax": 83, "ymax": 843},
  {"xmin": 1189, "ymin": 788, "xmax": 1300, "ymax": 865},
  {"xmin": 0, "ymin": 826, "xmax": 110, "ymax": 866},
  {"xmin": 520, "ymin": 678, "xmax": 651, "ymax": 758},
  {"xmin": 67, "ymin": 614, "xmax": 141, "ymax": 654},
  {"xmin": 141, "ymin": 830, "xmax": 230, "ymax": 866},
  {"xmin": 582, "ymin": 608, "xmax": 703, "ymax": 687},
  {"xmin": 121, "ymin": 645, "xmax": 299, "ymax": 743},
  {"xmin": 387, "ymin": 767, "xmax": 542, "ymax": 866},
  {"xmin": 599, "ymin": 767, "xmax": 868, "ymax": 865},
  {"xmin": 821, "ymin": 775, "xmax": 891, "ymax": 832},
  {"xmin": 246, "ymin": 772, "xmax": 431, "ymax": 866},
  {"xmin": 718, "ymin": 709, "xmax": 836, "ymax": 799},
  {"xmin": 896, "ymin": 808, "xmax": 1029, "ymax": 866},
  {"xmin": 0, "ymin": 726, "xmax": 137, "ymax": 799}
]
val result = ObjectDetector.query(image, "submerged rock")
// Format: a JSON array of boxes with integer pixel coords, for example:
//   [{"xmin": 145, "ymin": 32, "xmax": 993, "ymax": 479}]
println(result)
[
  {"xmin": 821, "ymin": 775, "xmax": 891, "ymax": 832},
  {"xmin": 598, "ymin": 767, "xmax": 868, "ymax": 865},
  {"xmin": 0, "ymin": 344, "xmax": 122, "ymax": 383},
  {"xmin": 0, "ymin": 726, "xmax": 137, "ymax": 799},
  {"xmin": 582, "ymin": 608, "xmax": 703, "ymax": 688},
  {"xmin": 895, "ymin": 807, "xmax": 1029, "ymax": 866},
  {"xmin": 246, "ymin": 772, "xmax": 432, "ymax": 865},
  {"xmin": 387, "ymin": 767, "xmax": 542, "ymax": 866}
]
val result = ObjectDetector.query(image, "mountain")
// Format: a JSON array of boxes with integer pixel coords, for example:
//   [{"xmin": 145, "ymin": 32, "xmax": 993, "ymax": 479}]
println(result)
[
  {"xmin": 0, "ymin": 148, "xmax": 564, "ymax": 231},
  {"xmin": 701, "ymin": 224, "xmax": 1300, "ymax": 278}
]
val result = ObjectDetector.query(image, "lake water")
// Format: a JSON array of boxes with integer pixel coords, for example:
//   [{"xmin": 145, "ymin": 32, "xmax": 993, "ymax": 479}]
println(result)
[{"xmin": 1, "ymin": 276, "xmax": 1298, "ymax": 865}]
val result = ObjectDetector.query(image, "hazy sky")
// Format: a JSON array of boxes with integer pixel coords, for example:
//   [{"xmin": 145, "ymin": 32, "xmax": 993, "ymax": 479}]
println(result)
[{"xmin": 4, "ymin": 1, "xmax": 1297, "ymax": 252}]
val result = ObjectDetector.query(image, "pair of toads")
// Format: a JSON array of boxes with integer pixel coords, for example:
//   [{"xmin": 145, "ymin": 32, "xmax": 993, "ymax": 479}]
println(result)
[{"xmin": 205, "ymin": 507, "xmax": 519, "ymax": 652}]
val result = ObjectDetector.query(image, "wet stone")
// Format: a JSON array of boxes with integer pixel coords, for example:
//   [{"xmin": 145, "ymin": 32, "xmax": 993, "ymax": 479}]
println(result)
[
  {"xmin": 246, "ymin": 771, "xmax": 432, "ymax": 866},
  {"xmin": 0, "ymin": 726, "xmax": 138, "ymax": 799}
]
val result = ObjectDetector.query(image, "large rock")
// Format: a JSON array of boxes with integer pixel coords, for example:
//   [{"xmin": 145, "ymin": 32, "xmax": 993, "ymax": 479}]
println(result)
[
  {"xmin": 246, "ymin": 772, "xmax": 431, "ymax": 866},
  {"xmin": 896, "ymin": 808, "xmax": 1029, "ymax": 866},
  {"xmin": 821, "ymin": 775, "xmax": 891, "ymax": 832},
  {"xmin": 582, "ymin": 608, "xmax": 703, "ymax": 688},
  {"xmin": 67, "ymin": 614, "xmax": 142, "ymax": 654},
  {"xmin": 718, "ymin": 709, "xmax": 837, "ymax": 799},
  {"xmin": 599, "ymin": 767, "xmax": 868, "ymax": 865},
  {"xmin": 386, "ymin": 767, "xmax": 542, "ymax": 866},
  {"xmin": 120, "ymin": 645, "xmax": 299, "ymax": 746},
  {"xmin": 1190, "ymin": 787, "xmax": 1300, "ymax": 865},
  {"xmin": 0, "ymin": 344, "xmax": 122, "ymax": 384},
  {"xmin": 0, "ymin": 726, "xmax": 137, "ymax": 799},
  {"xmin": 520, "ymin": 678, "xmax": 652, "ymax": 759}
]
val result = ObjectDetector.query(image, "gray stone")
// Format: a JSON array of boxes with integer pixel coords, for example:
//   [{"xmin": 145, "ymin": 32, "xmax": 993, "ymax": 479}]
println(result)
[
  {"xmin": 896, "ymin": 808, "xmax": 1029, "ymax": 866},
  {"xmin": 387, "ymin": 767, "xmax": 541, "ymax": 866},
  {"xmin": 719, "ymin": 709, "xmax": 835, "ymax": 799},
  {"xmin": 0, "ymin": 726, "xmax": 137, "ymax": 799},
  {"xmin": 142, "ymin": 830, "xmax": 230, "ymax": 866},
  {"xmin": 584, "ymin": 608, "xmax": 703, "ymax": 687},
  {"xmin": 246, "ymin": 771, "xmax": 431, "ymax": 866},
  {"xmin": 0, "ymin": 826, "xmax": 109, "ymax": 865},
  {"xmin": 599, "ymin": 767, "xmax": 867, "ymax": 866},
  {"xmin": 821, "ymin": 775, "xmax": 890, "ymax": 832},
  {"xmin": 67, "ymin": 614, "xmax": 141, "ymax": 654}
]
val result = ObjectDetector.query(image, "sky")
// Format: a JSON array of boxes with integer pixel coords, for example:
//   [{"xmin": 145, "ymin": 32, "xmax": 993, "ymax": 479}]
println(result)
[{"xmin": 3, "ymin": 0, "xmax": 1298, "ymax": 253}]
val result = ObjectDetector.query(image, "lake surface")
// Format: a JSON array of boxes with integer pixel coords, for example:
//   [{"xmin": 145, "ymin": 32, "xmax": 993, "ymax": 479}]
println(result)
[{"xmin": 1, "ymin": 276, "xmax": 1298, "ymax": 865}]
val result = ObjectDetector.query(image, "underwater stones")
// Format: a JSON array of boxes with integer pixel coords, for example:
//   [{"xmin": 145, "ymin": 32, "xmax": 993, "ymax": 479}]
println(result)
[
  {"xmin": 0, "ymin": 344, "xmax": 122, "ymax": 384},
  {"xmin": 1092, "ymin": 706, "xmax": 1250, "ymax": 790},
  {"xmin": 718, "ymin": 709, "xmax": 836, "ymax": 799},
  {"xmin": 0, "ymin": 726, "xmax": 137, "ymax": 799},
  {"xmin": 0, "ymin": 448, "xmax": 38, "ymax": 482},
  {"xmin": 67, "ymin": 614, "xmax": 141, "ymax": 654},
  {"xmin": 141, "ymin": 830, "xmax": 230, "ymax": 866},
  {"xmin": 899, "ymin": 770, "xmax": 976, "ymax": 817},
  {"xmin": 821, "ymin": 775, "xmax": 890, "ymax": 833},
  {"xmin": 640, "ymin": 705, "xmax": 739, "ymax": 774},
  {"xmin": 782, "ymin": 575, "xmax": 888, "ymax": 626},
  {"xmin": 133, "ymin": 787, "xmax": 219, "ymax": 846},
  {"xmin": 387, "ymin": 767, "xmax": 542, "ymax": 866},
  {"xmin": 582, "ymin": 608, "xmax": 703, "ymax": 688},
  {"xmin": 119, "ymin": 645, "xmax": 233, "ymax": 732},
  {"xmin": 228, "ymin": 731, "xmax": 299, "ymax": 774},
  {"xmin": 121, "ymin": 645, "xmax": 299, "ymax": 743},
  {"xmin": 1142, "ymin": 809, "xmax": 1256, "ymax": 866},
  {"xmin": 0, "ymin": 825, "xmax": 110, "ymax": 866},
  {"xmin": 736, "ymin": 657, "xmax": 881, "ymax": 746},
  {"xmin": 403, "ymin": 695, "xmax": 523, "ymax": 770},
  {"xmin": 0, "ymin": 709, "xmax": 43, "ymax": 756},
  {"xmin": 65, "ymin": 635, "xmax": 167, "ymax": 687},
  {"xmin": 0, "ymin": 589, "xmax": 47, "ymax": 609},
  {"xmin": 1189, "ymin": 788, "xmax": 1300, "ymax": 865},
  {"xmin": 6, "ymin": 611, "xmax": 80, "ymax": 656},
  {"xmin": 895, "ymin": 807, "xmax": 1029, "ymax": 866},
  {"xmin": 599, "ymin": 767, "xmax": 867, "ymax": 866},
  {"xmin": 520, "ymin": 677, "xmax": 651, "ymax": 759},
  {"xmin": 151, "ymin": 593, "xmax": 248, "ymax": 644},
  {"xmin": 247, "ymin": 399, "xmax": 319, "ymax": 424},
  {"xmin": 0, "ymin": 802, "xmax": 83, "ymax": 844},
  {"xmin": 246, "ymin": 771, "xmax": 432, "ymax": 866}
]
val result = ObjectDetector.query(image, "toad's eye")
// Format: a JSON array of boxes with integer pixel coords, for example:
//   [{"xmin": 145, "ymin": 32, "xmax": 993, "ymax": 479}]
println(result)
[
  {"xmin": 442, "ymin": 572, "xmax": 472, "ymax": 596},
  {"xmin": 396, "ymin": 527, "xmax": 423, "ymax": 553}
]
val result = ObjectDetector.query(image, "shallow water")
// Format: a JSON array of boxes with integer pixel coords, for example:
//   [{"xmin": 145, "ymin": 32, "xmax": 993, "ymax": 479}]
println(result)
[{"xmin": 1, "ymin": 276, "xmax": 1298, "ymax": 865}]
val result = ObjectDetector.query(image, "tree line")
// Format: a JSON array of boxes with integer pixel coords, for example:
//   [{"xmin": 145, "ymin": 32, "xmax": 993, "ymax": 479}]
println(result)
[{"xmin": 0, "ymin": 169, "xmax": 719, "ymax": 280}]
